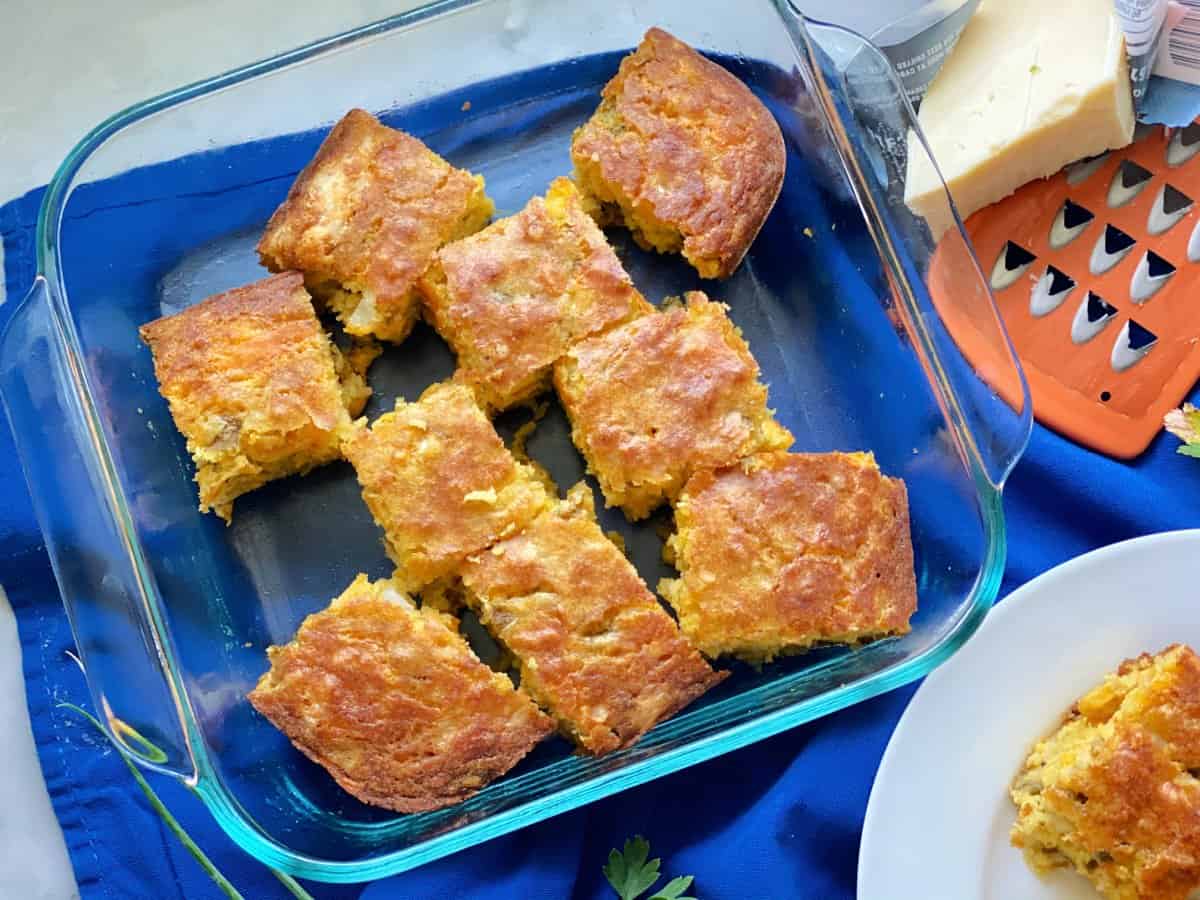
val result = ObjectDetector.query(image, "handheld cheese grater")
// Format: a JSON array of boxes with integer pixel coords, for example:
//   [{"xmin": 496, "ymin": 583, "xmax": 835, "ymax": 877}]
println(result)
[{"xmin": 928, "ymin": 121, "xmax": 1200, "ymax": 459}]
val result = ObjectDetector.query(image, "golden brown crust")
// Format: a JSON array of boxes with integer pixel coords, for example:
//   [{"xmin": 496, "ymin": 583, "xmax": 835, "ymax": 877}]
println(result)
[
  {"xmin": 419, "ymin": 178, "xmax": 650, "ymax": 411},
  {"xmin": 341, "ymin": 382, "xmax": 549, "ymax": 590},
  {"xmin": 139, "ymin": 271, "xmax": 357, "ymax": 522},
  {"xmin": 571, "ymin": 27, "xmax": 785, "ymax": 279},
  {"xmin": 258, "ymin": 109, "xmax": 494, "ymax": 342},
  {"xmin": 460, "ymin": 484, "xmax": 725, "ymax": 754},
  {"xmin": 553, "ymin": 292, "xmax": 792, "ymax": 519},
  {"xmin": 248, "ymin": 574, "xmax": 553, "ymax": 813},
  {"xmin": 1011, "ymin": 644, "xmax": 1200, "ymax": 900},
  {"xmin": 659, "ymin": 451, "xmax": 917, "ymax": 663}
]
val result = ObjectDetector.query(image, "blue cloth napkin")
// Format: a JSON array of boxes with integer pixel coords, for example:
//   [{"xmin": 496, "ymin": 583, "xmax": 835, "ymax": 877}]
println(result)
[{"xmin": 3, "ymin": 182, "xmax": 1200, "ymax": 900}]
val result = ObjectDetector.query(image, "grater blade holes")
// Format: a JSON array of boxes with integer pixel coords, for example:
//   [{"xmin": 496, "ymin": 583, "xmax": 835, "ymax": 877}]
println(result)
[
  {"xmin": 1089, "ymin": 224, "xmax": 1136, "ymax": 275},
  {"xmin": 1130, "ymin": 251, "xmax": 1176, "ymax": 303},
  {"xmin": 1188, "ymin": 219, "xmax": 1200, "ymax": 263},
  {"xmin": 1066, "ymin": 153, "xmax": 1109, "ymax": 186},
  {"xmin": 1071, "ymin": 291, "xmax": 1118, "ymax": 344},
  {"xmin": 1031, "ymin": 266, "xmax": 1075, "ymax": 317},
  {"xmin": 1049, "ymin": 199, "xmax": 1095, "ymax": 249},
  {"xmin": 1147, "ymin": 184, "xmax": 1193, "ymax": 235},
  {"xmin": 1107, "ymin": 160, "xmax": 1153, "ymax": 208},
  {"xmin": 1111, "ymin": 320, "xmax": 1158, "ymax": 372},
  {"xmin": 1168, "ymin": 122, "xmax": 1200, "ymax": 167},
  {"xmin": 990, "ymin": 241, "xmax": 1036, "ymax": 290}
]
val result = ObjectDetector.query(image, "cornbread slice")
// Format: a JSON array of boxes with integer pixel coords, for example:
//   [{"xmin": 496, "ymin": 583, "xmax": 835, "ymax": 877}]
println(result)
[
  {"xmin": 659, "ymin": 451, "xmax": 916, "ymax": 663},
  {"xmin": 419, "ymin": 177, "xmax": 651, "ymax": 412},
  {"xmin": 553, "ymin": 292, "xmax": 792, "ymax": 519},
  {"xmin": 139, "ymin": 271, "xmax": 363, "ymax": 522},
  {"xmin": 459, "ymin": 484, "xmax": 725, "ymax": 754},
  {"xmin": 248, "ymin": 574, "xmax": 554, "ymax": 813},
  {"xmin": 258, "ymin": 109, "xmax": 494, "ymax": 342},
  {"xmin": 571, "ymin": 28, "xmax": 785, "ymax": 279},
  {"xmin": 1010, "ymin": 645, "xmax": 1200, "ymax": 900},
  {"xmin": 342, "ymin": 382, "xmax": 549, "ymax": 591}
]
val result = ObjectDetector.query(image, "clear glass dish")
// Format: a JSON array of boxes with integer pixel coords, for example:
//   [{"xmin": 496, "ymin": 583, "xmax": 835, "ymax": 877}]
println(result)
[{"xmin": 0, "ymin": 0, "xmax": 1031, "ymax": 881}]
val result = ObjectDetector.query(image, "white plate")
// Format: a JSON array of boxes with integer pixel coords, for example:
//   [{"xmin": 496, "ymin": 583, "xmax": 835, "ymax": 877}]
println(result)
[{"xmin": 858, "ymin": 530, "xmax": 1200, "ymax": 900}]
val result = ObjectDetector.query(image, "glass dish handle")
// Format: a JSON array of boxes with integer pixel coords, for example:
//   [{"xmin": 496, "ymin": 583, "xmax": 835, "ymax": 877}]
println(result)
[
  {"xmin": 0, "ymin": 277, "xmax": 196, "ymax": 780},
  {"xmin": 790, "ymin": 11, "xmax": 1033, "ymax": 489}
]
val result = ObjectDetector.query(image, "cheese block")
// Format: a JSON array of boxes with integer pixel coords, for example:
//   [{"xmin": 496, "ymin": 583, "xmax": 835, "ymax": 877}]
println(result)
[{"xmin": 905, "ymin": 0, "xmax": 1135, "ymax": 239}]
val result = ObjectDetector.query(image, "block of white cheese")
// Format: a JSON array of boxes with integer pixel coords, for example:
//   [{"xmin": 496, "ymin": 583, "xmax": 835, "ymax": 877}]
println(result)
[{"xmin": 905, "ymin": 0, "xmax": 1135, "ymax": 239}]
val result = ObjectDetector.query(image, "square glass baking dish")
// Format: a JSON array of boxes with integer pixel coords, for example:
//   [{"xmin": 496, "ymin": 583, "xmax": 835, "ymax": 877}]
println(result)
[{"xmin": 0, "ymin": 0, "xmax": 1031, "ymax": 881}]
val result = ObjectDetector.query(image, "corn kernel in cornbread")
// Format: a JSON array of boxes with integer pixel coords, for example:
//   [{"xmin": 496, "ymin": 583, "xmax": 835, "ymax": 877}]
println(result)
[
  {"xmin": 571, "ymin": 28, "xmax": 785, "ymax": 279},
  {"xmin": 553, "ymin": 292, "xmax": 792, "ymax": 519},
  {"xmin": 248, "ymin": 574, "xmax": 553, "ymax": 813},
  {"xmin": 342, "ymin": 382, "xmax": 548, "ymax": 590},
  {"xmin": 140, "ymin": 272, "xmax": 361, "ymax": 522},
  {"xmin": 459, "ymin": 484, "xmax": 725, "ymax": 754},
  {"xmin": 258, "ymin": 109, "xmax": 494, "ymax": 342},
  {"xmin": 332, "ymin": 336, "xmax": 381, "ymax": 418},
  {"xmin": 419, "ymin": 178, "xmax": 650, "ymax": 411},
  {"xmin": 1010, "ymin": 645, "xmax": 1200, "ymax": 900},
  {"xmin": 659, "ymin": 451, "xmax": 916, "ymax": 663}
]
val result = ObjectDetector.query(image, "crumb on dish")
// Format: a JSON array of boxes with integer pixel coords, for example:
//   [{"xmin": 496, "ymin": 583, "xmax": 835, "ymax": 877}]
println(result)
[
  {"xmin": 459, "ymin": 483, "xmax": 726, "ymax": 754},
  {"xmin": 247, "ymin": 573, "xmax": 554, "ymax": 813},
  {"xmin": 419, "ymin": 177, "xmax": 650, "ymax": 412},
  {"xmin": 139, "ymin": 271, "xmax": 361, "ymax": 522},
  {"xmin": 341, "ymin": 381, "xmax": 549, "ymax": 591},
  {"xmin": 571, "ymin": 27, "xmax": 786, "ymax": 279},
  {"xmin": 553, "ymin": 291, "xmax": 792, "ymax": 519},
  {"xmin": 1010, "ymin": 643, "xmax": 1200, "ymax": 900},
  {"xmin": 258, "ymin": 108, "xmax": 494, "ymax": 343},
  {"xmin": 658, "ymin": 450, "xmax": 917, "ymax": 663}
]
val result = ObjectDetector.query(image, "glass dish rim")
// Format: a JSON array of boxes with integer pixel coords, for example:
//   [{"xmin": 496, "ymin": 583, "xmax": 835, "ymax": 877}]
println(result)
[{"xmin": 17, "ymin": 0, "xmax": 1021, "ymax": 882}]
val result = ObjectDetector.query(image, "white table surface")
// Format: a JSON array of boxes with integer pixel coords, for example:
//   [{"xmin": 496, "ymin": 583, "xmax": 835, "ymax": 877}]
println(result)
[{"xmin": 0, "ymin": 3, "xmax": 907, "ymax": 897}]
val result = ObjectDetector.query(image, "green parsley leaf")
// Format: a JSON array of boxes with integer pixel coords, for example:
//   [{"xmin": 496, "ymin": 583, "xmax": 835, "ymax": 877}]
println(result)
[
  {"xmin": 604, "ymin": 837, "xmax": 698, "ymax": 900},
  {"xmin": 1179, "ymin": 443, "xmax": 1200, "ymax": 458},
  {"xmin": 649, "ymin": 874, "xmax": 696, "ymax": 900},
  {"xmin": 604, "ymin": 836, "xmax": 662, "ymax": 900}
]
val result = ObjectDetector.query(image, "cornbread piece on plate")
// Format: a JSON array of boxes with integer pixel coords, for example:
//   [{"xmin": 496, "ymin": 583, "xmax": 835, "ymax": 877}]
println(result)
[
  {"xmin": 258, "ymin": 108, "xmax": 494, "ymax": 342},
  {"xmin": 459, "ymin": 484, "xmax": 725, "ymax": 754},
  {"xmin": 248, "ymin": 574, "xmax": 554, "ymax": 813},
  {"xmin": 342, "ymin": 382, "xmax": 549, "ymax": 590},
  {"xmin": 139, "ymin": 271, "xmax": 363, "ymax": 522},
  {"xmin": 1010, "ymin": 644, "xmax": 1200, "ymax": 900},
  {"xmin": 419, "ymin": 177, "xmax": 650, "ymax": 411},
  {"xmin": 571, "ymin": 27, "xmax": 785, "ymax": 279},
  {"xmin": 554, "ymin": 292, "xmax": 792, "ymax": 519},
  {"xmin": 659, "ymin": 451, "xmax": 916, "ymax": 663}
]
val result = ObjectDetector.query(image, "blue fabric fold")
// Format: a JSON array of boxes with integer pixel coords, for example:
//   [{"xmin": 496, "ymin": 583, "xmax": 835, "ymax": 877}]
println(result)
[{"xmin": 3, "ymin": 183, "xmax": 1199, "ymax": 899}]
